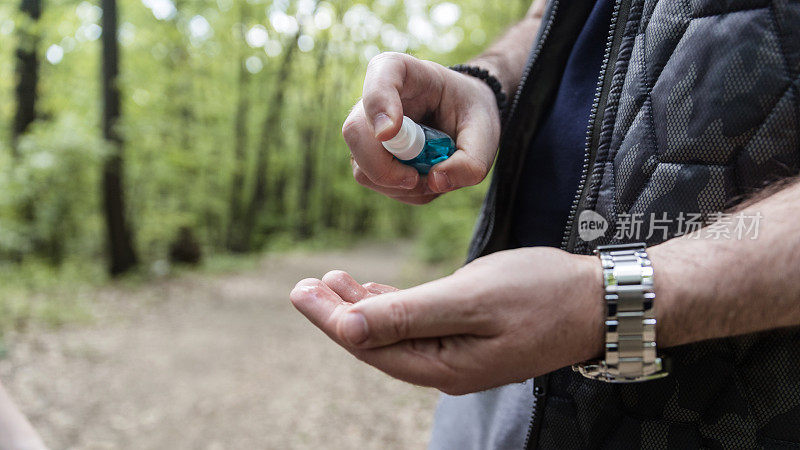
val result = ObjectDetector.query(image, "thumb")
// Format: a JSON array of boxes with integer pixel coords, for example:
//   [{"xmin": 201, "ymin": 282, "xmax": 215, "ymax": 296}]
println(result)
[
  {"xmin": 362, "ymin": 53, "xmax": 406, "ymax": 140},
  {"xmin": 336, "ymin": 277, "xmax": 493, "ymax": 349}
]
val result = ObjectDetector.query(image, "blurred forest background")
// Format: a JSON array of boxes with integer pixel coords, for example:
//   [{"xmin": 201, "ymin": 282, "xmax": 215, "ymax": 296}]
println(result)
[{"xmin": 0, "ymin": 0, "xmax": 528, "ymax": 336}]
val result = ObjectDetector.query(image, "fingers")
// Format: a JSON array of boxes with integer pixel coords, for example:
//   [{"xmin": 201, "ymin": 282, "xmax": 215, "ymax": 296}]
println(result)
[
  {"xmin": 342, "ymin": 101, "xmax": 419, "ymax": 189},
  {"xmin": 337, "ymin": 277, "xmax": 497, "ymax": 349},
  {"xmin": 352, "ymin": 160, "xmax": 439, "ymax": 205},
  {"xmin": 292, "ymin": 275, "xmax": 497, "ymax": 394},
  {"xmin": 427, "ymin": 150, "xmax": 492, "ymax": 193},
  {"xmin": 346, "ymin": 52, "xmax": 500, "ymax": 199},
  {"xmin": 361, "ymin": 52, "xmax": 443, "ymax": 140},
  {"xmin": 295, "ymin": 274, "xmax": 494, "ymax": 350},
  {"xmin": 363, "ymin": 282, "xmax": 399, "ymax": 295},
  {"xmin": 322, "ymin": 270, "xmax": 372, "ymax": 303},
  {"xmin": 289, "ymin": 278, "xmax": 350, "ymax": 344},
  {"xmin": 320, "ymin": 270, "xmax": 400, "ymax": 301},
  {"xmin": 427, "ymin": 99, "xmax": 498, "ymax": 193},
  {"xmin": 344, "ymin": 52, "xmax": 447, "ymax": 191}
]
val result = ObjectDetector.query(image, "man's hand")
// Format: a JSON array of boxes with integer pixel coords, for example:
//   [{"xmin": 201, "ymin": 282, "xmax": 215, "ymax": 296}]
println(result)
[
  {"xmin": 341, "ymin": 0, "xmax": 546, "ymax": 204},
  {"xmin": 290, "ymin": 248, "xmax": 602, "ymax": 395},
  {"xmin": 291, "ymin": 177, "xmax": 800, "ymax": 395},
  {"xmin": 342, "ymin": 52, "xmax": 501, "ymax": 205}
]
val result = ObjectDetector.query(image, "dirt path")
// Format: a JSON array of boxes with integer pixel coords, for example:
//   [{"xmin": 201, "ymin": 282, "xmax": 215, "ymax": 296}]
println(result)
[{"xmin": 0, "ymin": 244, "xmax": 439, "ymax": 449}]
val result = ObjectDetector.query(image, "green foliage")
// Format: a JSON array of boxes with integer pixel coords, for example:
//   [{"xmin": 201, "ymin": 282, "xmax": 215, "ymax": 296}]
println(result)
[
  {"xmin": 0, "ymin": 258, "xmax": 98, "ymax": 337},
  {"xmin": 0, "ymin": 115, "xmax": 107, "ymax": 261},
  {"xmin": 415, "ymin": 182, "xmax": 486, "ymax": 267},
  {"xmin": 0, "ymin": 0, "xmax": 529, "ymax": 330}
]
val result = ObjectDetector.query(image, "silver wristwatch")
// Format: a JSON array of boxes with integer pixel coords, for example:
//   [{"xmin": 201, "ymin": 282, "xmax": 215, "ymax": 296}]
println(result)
[{"xmin": 573, "ymin": 243, "xmax": 669, "ymax": 383}]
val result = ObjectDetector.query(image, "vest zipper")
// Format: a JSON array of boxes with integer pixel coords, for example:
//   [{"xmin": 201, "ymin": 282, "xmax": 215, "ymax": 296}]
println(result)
[
  {"xmin": 523, "ymin": 378, "xmax": 549, "ymax": 450},
  {"xmin": 560, "ymin": 0, "xmax": 630, "ymax": 253}
]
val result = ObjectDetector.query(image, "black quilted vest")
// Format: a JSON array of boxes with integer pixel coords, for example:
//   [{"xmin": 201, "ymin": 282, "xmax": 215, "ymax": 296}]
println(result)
[{"xmin": 467, "ymin": 0, "xmax": 800, "ymax": 447}]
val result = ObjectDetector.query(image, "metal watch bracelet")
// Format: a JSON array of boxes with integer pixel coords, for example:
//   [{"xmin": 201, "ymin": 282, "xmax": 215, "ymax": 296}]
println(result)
[{"xmin": 573, "ymin": 243, "xmax": 669, "ymax": 383}]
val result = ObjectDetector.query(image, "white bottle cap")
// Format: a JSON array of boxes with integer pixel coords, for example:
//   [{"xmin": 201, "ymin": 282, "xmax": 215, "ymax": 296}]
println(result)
[{"xmin": 381, "ymin": 116, "xmax": 425, "ymax": 161}]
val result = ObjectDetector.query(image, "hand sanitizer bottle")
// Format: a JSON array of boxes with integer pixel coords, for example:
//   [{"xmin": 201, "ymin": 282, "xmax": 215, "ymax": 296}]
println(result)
[{"xmin": 380, "ymin": 116, "xmax": 456, "ymax": 174}]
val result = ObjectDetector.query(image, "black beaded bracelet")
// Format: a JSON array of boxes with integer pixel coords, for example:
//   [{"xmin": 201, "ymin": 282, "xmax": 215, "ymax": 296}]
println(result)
[{"xmin": 450, "ymin": 64, "xmax": 508, "ymax": 120}]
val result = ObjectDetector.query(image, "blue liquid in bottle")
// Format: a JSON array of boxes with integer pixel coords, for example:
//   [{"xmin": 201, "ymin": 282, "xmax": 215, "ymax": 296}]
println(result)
[
  {"xmin": 381, "ymin": 116, "xmax": 457, "ymax": 175},
  {"xmin": 399, "ymin": 125, "xmax": 457, "ymax": 175}
]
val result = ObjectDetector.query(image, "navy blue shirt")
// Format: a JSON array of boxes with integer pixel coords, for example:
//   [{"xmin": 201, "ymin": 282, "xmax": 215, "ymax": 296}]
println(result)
[{"xmin": 511, "ymin": 0, "xmax": 615, "ymax": 248}]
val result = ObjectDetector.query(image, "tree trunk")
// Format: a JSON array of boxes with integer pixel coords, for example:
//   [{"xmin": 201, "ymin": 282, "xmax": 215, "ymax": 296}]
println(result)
[
  {"xmin": 352, "ymin": 202, "xmax": 372, "ymax": 234},
  {"xmin": 270, "ymin": 169, "xmax": 289, "ymax": 233},
  {"xmin": 318, "ymin": 71, "xmax": 346, "ymax": 231},
  {"xmin": 225, "ymin": 6, "xmax": 252, "ymax": 251},
  {"xmin": 170, "ymin": 0, "xmax": 195, "ymax": 175},
  {"xmin": 101, "ymin": 0, "xmax": 138, "ymax": 275},
  {"xmin": 295, "ymin": 130, "xmax": 315, "ymax": 239},
  {"xmin": 296, "ymin": 39, "xmax": 329, "ymax": 239},
  {"xmin": 11, "ymin": 0, "xmax": 41, "ymax": 155},
  {"xmin": 229, "ymin": 32, "xmax": 300, "ymax": 252}
]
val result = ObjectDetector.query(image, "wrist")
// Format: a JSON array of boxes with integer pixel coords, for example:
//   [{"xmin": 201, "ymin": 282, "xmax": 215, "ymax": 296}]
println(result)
[
  {"xmin": 648, "ymin": 238, "xmax": 710, "ymax": 349},
  {"xmin": 575, "ymin": 254, "xmax": 606, "ymax": 362},
  {"xmin": 466, "ymin": 58, "xmax": 514, "ymax": 99},
  {"xmin": 647, "ymin": 244, "xmax": 677, "ymax": 349},
  {"xmin": 450, "ymin": 64, "xmax": 507, "ymax": 122}
]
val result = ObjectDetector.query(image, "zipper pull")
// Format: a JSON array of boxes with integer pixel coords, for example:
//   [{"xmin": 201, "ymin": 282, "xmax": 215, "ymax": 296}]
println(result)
[{"xmin": 533, "ymin": 378, "xmax": 547, "ymax": 397}]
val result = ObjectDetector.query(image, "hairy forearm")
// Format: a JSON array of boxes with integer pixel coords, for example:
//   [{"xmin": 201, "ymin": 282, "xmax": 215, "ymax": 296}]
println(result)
[
  {"xmin": 650, "ymin": 177, "xmax": 800, "ymax": 348},
  {"xmin": 469, "ymin": 0, "xmax": 545, "ymax": 98}
]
